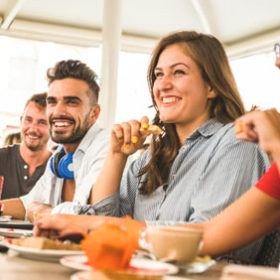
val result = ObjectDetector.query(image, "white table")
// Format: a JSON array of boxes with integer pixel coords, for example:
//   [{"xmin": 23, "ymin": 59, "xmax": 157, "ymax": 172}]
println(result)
[
  {"xmin": 0, "ymin": 249, "xmax": 228, "ymax": 280},
  {"xmin": 0, "ymin": 251, "xmax": 73, "ymax": 280}
]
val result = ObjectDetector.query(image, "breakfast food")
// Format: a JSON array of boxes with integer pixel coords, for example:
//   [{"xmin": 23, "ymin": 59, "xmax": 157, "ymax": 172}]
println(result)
[
  {"xmin": 234, "ymin": 121, "xmax": 243, "ymax": 134},
  {"xmin": 234, "ymin": 105, "xmax": 261, "ymax": 134},
  {"xmin": 139, "ymin": 124, "xmax": 162, "ymax": 136},
  {"xmin": 12, "ymin": 236, "xmax": 82, "ymax": 250}
]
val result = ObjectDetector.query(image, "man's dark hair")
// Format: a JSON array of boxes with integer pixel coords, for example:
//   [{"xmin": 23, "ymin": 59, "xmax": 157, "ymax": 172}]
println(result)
[
  {"xmin": 46, "ymin": 59, "xmax": 99, "ymax": 105},
  {"xmin": 24, "ymin": 92, "xmax": 47, "ymax": 111}
]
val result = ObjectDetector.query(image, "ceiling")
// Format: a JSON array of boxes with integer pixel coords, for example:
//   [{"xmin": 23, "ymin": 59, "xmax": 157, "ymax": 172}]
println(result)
[{"xmin": 0, "ymin": 0, "xmax": 279, "ymax": 58}]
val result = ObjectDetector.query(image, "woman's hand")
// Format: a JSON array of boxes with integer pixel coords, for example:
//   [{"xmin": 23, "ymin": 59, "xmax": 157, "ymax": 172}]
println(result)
[{"xmin": 110, "ymin": 116, "xmax": 150, "ymax": 156}]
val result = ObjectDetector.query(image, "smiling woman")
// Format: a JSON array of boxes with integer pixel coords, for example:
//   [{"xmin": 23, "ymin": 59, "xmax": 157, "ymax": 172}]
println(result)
[{"xmin": 152, "ymin": 43, "xmax": 217, "ymax": 142}]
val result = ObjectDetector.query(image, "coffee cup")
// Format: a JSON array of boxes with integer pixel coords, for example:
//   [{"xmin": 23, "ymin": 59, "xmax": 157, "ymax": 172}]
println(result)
[{"xmin": 139, "ymin": 226, "xmax": 203, "ymax": 264}]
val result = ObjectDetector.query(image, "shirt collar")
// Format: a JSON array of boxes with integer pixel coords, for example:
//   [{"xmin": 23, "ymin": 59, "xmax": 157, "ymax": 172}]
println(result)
[
  {"xmin": 188, "ymin": 118, "xmax": 225, "ymax": 140},
  {"xmin": 75, "ymin": 122, "xmax": 101, "ymax": 153},
  {"xmin": 56, "ymin": 123, "xmax": 101, "ymax": 155}
]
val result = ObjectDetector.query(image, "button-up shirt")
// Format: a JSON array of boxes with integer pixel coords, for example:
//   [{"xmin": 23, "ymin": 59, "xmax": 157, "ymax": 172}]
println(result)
[
  {"xmin": 0, "ymin": 144, "xmax": 48, "ymax": 199},
  {"xmin": 89, "ymin": 119, "xmax": 269, "ymax": 222},
  {"xmin": 20, "ymin": 123, "xmax": 110, "ymax": 214}
]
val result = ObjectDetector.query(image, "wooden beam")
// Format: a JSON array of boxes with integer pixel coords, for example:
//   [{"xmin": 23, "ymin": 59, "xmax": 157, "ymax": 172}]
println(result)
[
  {"xmin": 1, "ymin": 0, "xmax": 26, "ymax": 30},
  {"xmin": 190, "ymin": 0, "xmax": 212, "ymax": 34}
]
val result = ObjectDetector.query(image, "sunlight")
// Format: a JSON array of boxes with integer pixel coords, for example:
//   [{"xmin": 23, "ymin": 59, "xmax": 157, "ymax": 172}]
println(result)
[{"xmin": 0, "ymin": 36, "xmax": 278, "ymax": 143}]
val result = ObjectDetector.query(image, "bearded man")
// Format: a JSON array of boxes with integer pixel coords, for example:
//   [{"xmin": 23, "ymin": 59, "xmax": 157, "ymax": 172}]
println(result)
[
  {"xmin": 0, "ymin": 60, "xmax": 110, "ymax": 220},
  {"xmin": 0, "ymin": 92, "xmax": 51, "ymax": 199}
]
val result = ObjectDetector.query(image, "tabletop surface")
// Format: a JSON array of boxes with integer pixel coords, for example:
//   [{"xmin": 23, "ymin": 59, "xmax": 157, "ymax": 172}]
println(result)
[
  {"xmin": 0, "ymin": 251, "xmax": 73, "ymax": 280},
  {"xmin": 2, "ymin": 249, "xmax": 280, "ymax": 280},
  {"xmin": 0, "ymin": 250, "xmax": 225, "ymax": 280}
]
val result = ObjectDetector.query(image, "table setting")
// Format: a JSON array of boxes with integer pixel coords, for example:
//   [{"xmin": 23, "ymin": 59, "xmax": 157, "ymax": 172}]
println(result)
[
  {"xmin": 0, "ymin": 217, "xmax": 279, "ymax": 280},
  {"xmin": 0, "ymin": 217, "xmax": 218, "ymax": 279}
]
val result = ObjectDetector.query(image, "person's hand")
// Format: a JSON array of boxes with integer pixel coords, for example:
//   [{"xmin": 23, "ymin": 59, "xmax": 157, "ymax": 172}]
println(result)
[
  {"xmin": 26, "ymin": 201, "xmax": 53, "ymax": 223},
  {"xmin": 110, "ymin": 116, "xmax": 150, "ymax": 157},
  {"xmin": 33, "ymin": 214, "xmax": 126, "ymax": 239},
  {"xmin": 235, "ymin": 109, "xmax": 280, "ymax": 158},
  {"xmin": 33, "ymin": 214, "xmax": 91, "ymax": 239}
]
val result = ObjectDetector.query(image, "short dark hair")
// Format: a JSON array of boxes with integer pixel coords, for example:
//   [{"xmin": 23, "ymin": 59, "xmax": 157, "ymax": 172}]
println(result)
[
  {"xmin": 24, "ymin": 92, "xmax": 47, "ymax": 111},
  {"xmin": 46, "ymin": 59, "xmax": 100, "ymax": 105}
]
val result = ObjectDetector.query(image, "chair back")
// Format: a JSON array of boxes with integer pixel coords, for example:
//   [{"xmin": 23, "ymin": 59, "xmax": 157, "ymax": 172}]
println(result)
[
  {"xmin": 217, "ymin": 229, "xmax": 280, "ymax": 267},
  {"xmin": 253, "ymin": 229, "xmax": 280, "ymax": 267}
]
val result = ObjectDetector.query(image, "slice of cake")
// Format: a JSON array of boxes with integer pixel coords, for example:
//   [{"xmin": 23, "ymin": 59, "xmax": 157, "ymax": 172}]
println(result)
[{"xmin": 12, "ymin": 237, "xmax": 82, "ymax": 250}]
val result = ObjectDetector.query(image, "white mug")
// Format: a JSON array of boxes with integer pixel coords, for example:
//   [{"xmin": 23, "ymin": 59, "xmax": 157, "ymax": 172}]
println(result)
[{"xmin": 139, "ymin": 226, "xmax": 203, "ymax": 264}]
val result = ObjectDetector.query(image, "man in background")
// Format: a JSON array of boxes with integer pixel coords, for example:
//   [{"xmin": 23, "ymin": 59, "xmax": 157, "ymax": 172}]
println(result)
[{"xmin": 0, "ymin": 92, "xmax": 51, "ymax": 199}]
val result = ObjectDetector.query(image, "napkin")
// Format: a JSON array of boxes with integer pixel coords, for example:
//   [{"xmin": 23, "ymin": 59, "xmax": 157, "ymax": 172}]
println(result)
[{"xmin": 220, "ymin": 264, "xmax": 280, "ymax": 280}]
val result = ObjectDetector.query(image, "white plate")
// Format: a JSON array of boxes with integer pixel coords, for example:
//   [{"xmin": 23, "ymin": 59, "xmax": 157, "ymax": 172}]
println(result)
[
  {"xmin": 60, "ymin": 255, "xmax": 91, "ymax": 271},
  {"xmin": 129, "ymin": 258, "xmax": 179, "ymax": 275},
  {"xmin": 0, "ymin": 215, "xmax": 12, "ymax": 222},
  {"xmin": 0, "ymin": 228, "xmax": 33, "ymax": 238},
  {"xmin": 70, "ymin": 271, "xmax": 188, "ymax": 280},
  {"xmin": 2, "ymin": 240, "xmax": 85, "ymax": 262},
  {"xmin": 182, "ymin": 258, "xmax": 216, "ymax": 274},
  {"xmin": 61, "ymin": 255, "xmax": 178, "ymax": 275}
]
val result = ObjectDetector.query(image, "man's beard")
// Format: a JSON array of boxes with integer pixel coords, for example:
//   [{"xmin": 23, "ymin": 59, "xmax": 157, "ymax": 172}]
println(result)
[
  {"xmin": 50, "ymin": 115, "xmax": 91, "ymax": 144},
  {"xmin": 23, "ymin": 133, "xmax": 45, "ymax": 152},
  {"xmin": 25, "ymin": 143, "xmax": 43, "ymax": 152}
]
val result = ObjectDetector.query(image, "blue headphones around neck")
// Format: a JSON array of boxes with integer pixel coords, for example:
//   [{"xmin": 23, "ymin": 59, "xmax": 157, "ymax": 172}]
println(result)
[{"xmin": 50, "ymin": 148, "xmax": 74, "ymax": 180}]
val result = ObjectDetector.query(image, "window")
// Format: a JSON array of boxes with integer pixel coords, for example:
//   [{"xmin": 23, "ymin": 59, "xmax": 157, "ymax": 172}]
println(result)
[
  {"xmin": 0, "ymin": 35, "xmax": 279, "ymax": 143},
  {"xmin": 230, "ymin": 51, "xmax": 280, "ymax": 110},
  {"xmin": 116, "ymin": 51, "xmax": 155, "ymax": 123}
]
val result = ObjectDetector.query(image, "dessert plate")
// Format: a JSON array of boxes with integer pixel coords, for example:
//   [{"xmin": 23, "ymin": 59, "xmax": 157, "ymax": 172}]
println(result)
[
  {"xmin": 182, "ymin": 256, "xmax": 216, "ymax": 274},
  {"xmin": 1, "ymin": 240, "xmax": 84, "ymax": 262},
  {"xmin": 61, "ymin": 255, "xmax": 179, "ymax": 275},
  {"xmin": 71, "ymin": 271, "xmax": 188, "ymax": 280}
]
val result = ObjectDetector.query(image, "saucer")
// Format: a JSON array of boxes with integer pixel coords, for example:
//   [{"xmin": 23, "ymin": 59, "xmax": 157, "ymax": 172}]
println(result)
[
  {"xmin": 71, "ymin": 271, "xmax": 188, "ymax": 280},
  {"xmin": 61, "ymin": 255, "xmax": 179, "ymax": 275},
  {"xmin": 181, "ymin": 256, "xmax": 216, "ymax": 274}
]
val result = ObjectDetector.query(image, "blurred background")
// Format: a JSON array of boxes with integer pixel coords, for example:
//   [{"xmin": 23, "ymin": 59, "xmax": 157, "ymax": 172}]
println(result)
[{"xmin": 0, "ymin": 0, "xmax": 279, "ymax": 143}]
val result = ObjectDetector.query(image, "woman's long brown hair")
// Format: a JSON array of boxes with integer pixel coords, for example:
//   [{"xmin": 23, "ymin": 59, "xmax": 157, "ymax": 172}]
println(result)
[{"xmin": 138, "ymin": 31, "xmax": 245, "ymax": 195}]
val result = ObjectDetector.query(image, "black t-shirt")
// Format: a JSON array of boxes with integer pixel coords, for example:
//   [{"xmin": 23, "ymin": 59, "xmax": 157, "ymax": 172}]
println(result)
[{"xmin": 0, "ymin": 144, "xmax": 48, "ymax": 199}]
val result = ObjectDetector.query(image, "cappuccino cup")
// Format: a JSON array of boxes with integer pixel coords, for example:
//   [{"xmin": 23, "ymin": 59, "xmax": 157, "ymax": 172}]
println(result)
[{"xmin": 139, "ymin": 226, "xmax": 203, "ymax": 264}]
